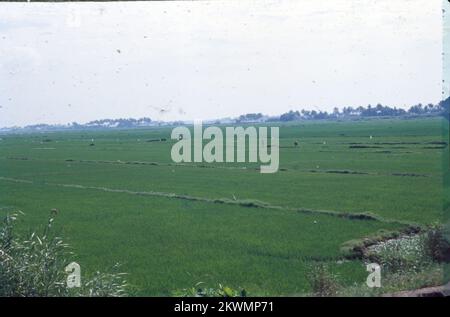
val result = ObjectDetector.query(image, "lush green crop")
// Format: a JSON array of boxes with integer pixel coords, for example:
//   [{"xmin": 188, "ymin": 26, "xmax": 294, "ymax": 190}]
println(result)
[{"xmin": 0, "ymin": 117, "xmax": 447, "ymax": 295}]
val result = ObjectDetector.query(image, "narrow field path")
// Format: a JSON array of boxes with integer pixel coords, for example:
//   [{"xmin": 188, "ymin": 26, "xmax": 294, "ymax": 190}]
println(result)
[
  {"xmin": 0, "ymin": 175, "xmax": 413, "ymax": 227},
  {"xmin": 1, "ymin": 156, "xmax": 440, "ymax": 178}
]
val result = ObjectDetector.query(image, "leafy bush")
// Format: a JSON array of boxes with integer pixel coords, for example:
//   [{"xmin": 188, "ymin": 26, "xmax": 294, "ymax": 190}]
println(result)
[
  {"xmin": 0, "ymin": 212, "xmax": 128, "ymax": 297},
  {"xmin": 306, "ymin": 264, "xmax": 340, "ymax": 297}
]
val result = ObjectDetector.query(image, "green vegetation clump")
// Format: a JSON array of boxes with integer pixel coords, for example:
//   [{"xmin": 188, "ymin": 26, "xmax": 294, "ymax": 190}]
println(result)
[
  {"xmin": 306, "ymin": 264, "xmax": 340, "ymax": 297},
  {"xmin": 0, "ymin": 213, "xmax": 127, "ymax": 297},
  {"xmin": 423, "ymin": 224, "xmax": 450, "ymax": 262},
  {"xmin": 366, "ymin": 225, "xmax": 449, "ymax": 274},
  {"xmin": 172, "ymin": 283, "xmax": 247, "ymax": 297},
  {"xmin": 337, "ymin": 225, "xmax": 449, "ymax": 296},
  {"xmin": 367, "ymin": 235, "xmax": 431, "ymax": 273}
]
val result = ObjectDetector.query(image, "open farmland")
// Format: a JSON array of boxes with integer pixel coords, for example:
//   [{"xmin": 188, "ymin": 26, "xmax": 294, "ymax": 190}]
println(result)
[{"xmin": 0, "ymin": 116, "xmax": 447, "ymax": 295}]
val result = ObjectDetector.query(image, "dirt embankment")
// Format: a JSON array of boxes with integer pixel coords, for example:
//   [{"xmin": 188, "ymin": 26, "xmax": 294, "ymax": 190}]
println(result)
[{"xmin": 383, "ymin": 283, "xmax": 450, "ymax": 297}]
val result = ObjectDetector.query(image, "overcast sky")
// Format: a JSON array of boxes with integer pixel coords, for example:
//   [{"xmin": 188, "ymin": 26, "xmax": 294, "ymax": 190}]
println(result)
[{"xmin": 0, "ymin": 0, "xmax": 443, "ymax": 127}]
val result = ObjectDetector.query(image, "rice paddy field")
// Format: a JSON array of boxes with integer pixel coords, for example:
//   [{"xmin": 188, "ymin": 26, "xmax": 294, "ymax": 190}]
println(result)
[{"xmin": 0, "ymin": 116, "xmax": 448, "ymax": 295}]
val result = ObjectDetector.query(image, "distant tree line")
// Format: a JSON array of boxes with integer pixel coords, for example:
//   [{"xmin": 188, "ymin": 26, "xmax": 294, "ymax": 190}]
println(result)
[
  {"xmin": 84, "ymin": 117, "xmax": 153, "ymax": 128},
  {"xmin": 237, "ymin": 113, "xmax": 264, "ymax": 122},
  {"xmin": 440, "ymin": 97, "xmax": 450, "ymax": 121},
  {"xmin": 274, "ymin": 98, "xmax": 450, "ymax": 122},
  {"xmin": 6, "ymin": 97, "xmax": 449, "ymax": 132}
]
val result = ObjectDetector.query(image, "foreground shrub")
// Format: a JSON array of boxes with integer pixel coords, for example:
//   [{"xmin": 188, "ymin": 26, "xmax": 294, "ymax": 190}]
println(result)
[
  {"xmin": 423, "ymin": 224, "xmax": 450, "ymax": 262},
  {"xmin": 306, "ymin": 264, "xmax": 340, "ymax": 297},
  {"xmin": 0, "ymin": 213, "xmax": 127, "ymax": 297}
]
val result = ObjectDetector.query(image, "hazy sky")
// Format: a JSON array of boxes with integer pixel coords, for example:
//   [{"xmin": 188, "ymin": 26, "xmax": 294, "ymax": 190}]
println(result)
[{"xmin": 0, "ymin": 0, "xmax": 443, "ymax": 127}]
